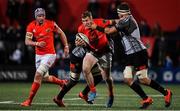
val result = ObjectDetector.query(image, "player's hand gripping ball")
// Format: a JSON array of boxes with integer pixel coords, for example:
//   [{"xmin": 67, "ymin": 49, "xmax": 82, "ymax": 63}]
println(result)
[{"xmin": 75, "ymin": 33, "xmax": 89, "ymax": 46}]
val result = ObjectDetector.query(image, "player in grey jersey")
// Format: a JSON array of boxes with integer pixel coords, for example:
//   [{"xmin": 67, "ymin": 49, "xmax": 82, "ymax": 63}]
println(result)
[
  {"xmin": 90, "ymin": 2, "xmax": 172, "ymax": 109},
  {"xmin": 53, "ymin": 46, "xmax": 103, "ymax": 107}
]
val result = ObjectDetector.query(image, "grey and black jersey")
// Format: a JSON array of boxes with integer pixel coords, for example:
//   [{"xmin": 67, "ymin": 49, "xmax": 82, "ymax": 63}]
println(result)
[
  {"xmin": 69, "ymin": 46, "xmax": 88, "ymax": 74},
  {"xmin": 72, "ymin": 46, "xmax": 88, "ymax": 58},
  {"xmin": 115, "ymin": 15, "xmax": 146, "ymax": 55}
]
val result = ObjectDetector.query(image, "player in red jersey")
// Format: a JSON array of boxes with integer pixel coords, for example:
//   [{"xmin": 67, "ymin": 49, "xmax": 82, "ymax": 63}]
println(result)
[
  {"xmin": 21, "ymin": 8, "xmax": 69, "ymax": 107},
  {"xmin": 76, "ymin": 11, "xmax": 115, "ymax": 107}
]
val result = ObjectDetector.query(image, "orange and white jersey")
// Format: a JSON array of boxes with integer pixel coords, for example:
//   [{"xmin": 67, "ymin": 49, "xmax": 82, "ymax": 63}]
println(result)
[{"xmin": 26, "ymin": 20, "xmax": 58, "ymax": 55}]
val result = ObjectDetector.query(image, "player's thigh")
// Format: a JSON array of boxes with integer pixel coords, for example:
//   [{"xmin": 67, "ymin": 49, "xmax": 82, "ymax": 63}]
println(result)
[
  {"xmin": 123, "ymin": 66, "xmax": 134, "ymax": 79},
  {"xmin": 133, "ymin": 51, "xmax": 149, "ymax": 79},
  {"xmin": 98, "ymin": 52, "xmax": 112, "ymax": 69},
  {"xmin": 36, "ymin": 54, "xmax": 56, "ymax": 76},
  {"xmin": 136, "ymin": 68, "xmax": 148, "ymax": 78},
  {"xmin": 98, "ymin": 52, "xmax": 112, "ymax": 77},
  {"xmin": 35, "ymin": 55, "xmax": 42, "ymax": 69},
  {"xmin": 41, "ymin": 54, "xmax": 56, "ymax": 68},
  {"xmin": 83, "ymin": 53, "xmax": 98, "ymax": 72}
]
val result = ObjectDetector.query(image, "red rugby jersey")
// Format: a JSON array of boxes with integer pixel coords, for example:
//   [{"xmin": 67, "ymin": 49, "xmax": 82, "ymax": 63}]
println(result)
[
  {"xmin": 78, "ymin": 19, "xmax": 111, "ymax": 52},
  {"xmin": 26, "ymin": 20, "xmax": 57, "ymax": 55}
]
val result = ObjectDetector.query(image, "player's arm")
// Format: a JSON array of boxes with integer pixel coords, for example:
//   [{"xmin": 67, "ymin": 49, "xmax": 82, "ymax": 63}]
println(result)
[
  {"xmin": 25, "ymin": 32, "xmax": 46, "ymax": 47},
  {"xmin": 54, "ymin": 23, "xmax": 68, "ymax": 47},
  {"xmin": 91, "ymin": 18, "xmax": 128, "ymax": 35},
  {"xmin": 90, "ymin": 19, "xmax": 118, "ymax": 34},
  {"xmin": 54, "ymin": 23, "xmax": 69, "ymax": 56},
  {"xmin": 91, "ymin": 23, "xmax": 117, "ymax": 35},
  {"xmin": 108, "ymin": 19, "xmax": 119, "ymax": 25},
  {"xmin": 25, "ymin": 32, "xmax": 36, "ymax": 46}
]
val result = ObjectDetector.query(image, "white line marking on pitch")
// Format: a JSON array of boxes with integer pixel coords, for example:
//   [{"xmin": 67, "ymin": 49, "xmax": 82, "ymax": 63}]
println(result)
[
  {"xmin": 0, "ymin": 101, "xmax": 14, "ymax": 104},
  {"xmin": 0, "ymin": 102, "xmax": 104, "ymax": 106},
  {"xmin": 68, "ymin": 94, "xmax": 172, "ymax": 97}
]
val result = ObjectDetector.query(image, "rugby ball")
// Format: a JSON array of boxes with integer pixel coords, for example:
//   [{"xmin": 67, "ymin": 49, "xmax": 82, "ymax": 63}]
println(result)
[{"xmin": 76, "ymin": 33, "xmax": 89, "ymax": 44}]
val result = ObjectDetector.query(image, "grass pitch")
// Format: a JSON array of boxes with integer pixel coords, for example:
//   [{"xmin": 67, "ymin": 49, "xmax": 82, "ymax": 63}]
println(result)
[{"xmin": 0, "ymin": 82, "xmax": 179, "ymax": 110}]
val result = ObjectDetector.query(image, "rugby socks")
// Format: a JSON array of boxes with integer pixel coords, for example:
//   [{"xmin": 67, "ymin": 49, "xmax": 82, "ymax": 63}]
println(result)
[
  {"xmin": 130, "ymin": 82, "xmax": 148, "ymax": 100},
  {"xmin": 57, "ymin": 79, "xmax": 78, "ymax": 100},
  {"xmin": 82, "ymin": 75, "xmax": 102, "ymax": 95},
  {"xmin": 28, "ymin": 82, "xmax": 40, "ymax": 101},
  {"xmin": 149, "ymin": 80, "xmax": 167, "ymax": 96},
  {"xmin": 90, "ymin": 85, "xmax": 96, "ymax": 93},
  {"xmin": 48, "ymin": 75, "xmax": 65, "ymax": 86}
]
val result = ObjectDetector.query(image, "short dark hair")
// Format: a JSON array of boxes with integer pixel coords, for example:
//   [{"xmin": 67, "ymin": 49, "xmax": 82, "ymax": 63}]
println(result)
[
  {"xmin": 81, "ymin": 11, "xmax": 92, "ymax": 18},
  {"xmin": 117, "ymin": 2, "xmax": 130, "ymax": 14}
]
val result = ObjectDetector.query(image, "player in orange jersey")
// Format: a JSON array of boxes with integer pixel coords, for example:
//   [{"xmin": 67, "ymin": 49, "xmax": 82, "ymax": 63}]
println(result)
[
  {"xmin": 21, "ymin": 8, "xmax": 69, "ymax": 107},
  {"xmin": 76, "ymin": 11, "xmax": 115, "ymax": 107}
]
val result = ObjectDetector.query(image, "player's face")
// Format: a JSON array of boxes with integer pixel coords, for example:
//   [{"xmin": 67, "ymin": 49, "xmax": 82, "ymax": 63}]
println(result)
[
  {"xmin": 82, "ymin": 17, "xmax": 93, "ymax": 29},
  {"xmin": 118, "ymin": 13, "xmax": 128, "ymax": 21},
  {"xmin": 36, "ymin": 14, "xmax": 45, "ymax": 24}
]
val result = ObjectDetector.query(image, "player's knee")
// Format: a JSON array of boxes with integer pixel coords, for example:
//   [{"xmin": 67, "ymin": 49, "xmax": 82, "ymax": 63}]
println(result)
[
  {"xmin": 37, "ymin": 64, "xmax": 49, "ymax": 76},
  {"xmin": 82, "ymin": 67, "xmax": 91, "ymax": 76},
  {"xmin": 83, "ymin": 53, "xmax": 97, "ymax": 74},
  {"xmin": 42, "ymin": 72, "xmax": 50, "ymax": 81},
  {"xmin": 123, "ymin": 66, "xmax": 133, "ymax": 79},
  {"xmin": 83, "ymin": 62, "xmax": 93, "ymax": 75},
  {"xmin": 124, "ymin": 78, "xmax": 133, "ymax": 86},
  {"xmin": 34, "ymin": 73, "xmax": 43, "ymax": 83},
  {"xmin": 136, "ymin": 69, "xmax": 150, "ymax": 84},
  {"xmin": 139, "ymin": 78, "xmax": 151, "ymax": 85}
]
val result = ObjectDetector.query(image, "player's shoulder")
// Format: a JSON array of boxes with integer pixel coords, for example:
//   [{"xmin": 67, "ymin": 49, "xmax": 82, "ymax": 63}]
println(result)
[
  {"xmin": 93, "ymin": 18, "xmax": 104, "ymax": 23},
  {"xmin": 94, "ymin": 18, "xmax": 110, "ymax": 25},
  {"xmin": 78, "ymin": 24, "xmax": 84, "ymax": 32},
  {"xmin": 45, "ymin": 19, "xmax": 55, "ymax": 25},
  {"xmin": 28, "ymin": 20, "xmax": 36, "ymax": 27}
]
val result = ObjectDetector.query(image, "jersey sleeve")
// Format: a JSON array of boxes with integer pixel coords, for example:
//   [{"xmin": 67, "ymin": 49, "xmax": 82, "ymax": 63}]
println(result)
[
  {"xmin": 96, "ymin": 19, "xmax": 111, "ymax": 28},
  {"xmin": 78, "ymin": 25, "xmax": 83, "ymax": 33},
  {"xmin": 26, "ymin": 23, "xmax": 33, "ymax": 33}
]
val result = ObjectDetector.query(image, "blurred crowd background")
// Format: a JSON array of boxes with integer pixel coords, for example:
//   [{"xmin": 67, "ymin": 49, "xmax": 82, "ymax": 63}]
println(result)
[{"xmin": 0, "ymin": 0, "xmax": 179, "ymax": 69}]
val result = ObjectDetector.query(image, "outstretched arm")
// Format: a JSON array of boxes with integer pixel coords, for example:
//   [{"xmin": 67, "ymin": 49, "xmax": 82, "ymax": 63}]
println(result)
[
  {"xmin": 90, "ymin": 23, "xmax": 118, "ymax": 34},
  {"xmin": 91, "ymin": 17, "xmax": 129, "ymax": 35},
  {"xmin": 54, "ymin": 23, "xmax": 69, "ymax": 57}
]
